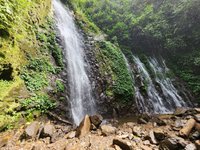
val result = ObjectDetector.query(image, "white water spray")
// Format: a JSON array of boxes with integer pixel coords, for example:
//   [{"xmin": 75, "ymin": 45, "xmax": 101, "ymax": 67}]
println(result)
[{"xmin": 53, "ymin": 0, "xmax": 96, "ymax": 125}]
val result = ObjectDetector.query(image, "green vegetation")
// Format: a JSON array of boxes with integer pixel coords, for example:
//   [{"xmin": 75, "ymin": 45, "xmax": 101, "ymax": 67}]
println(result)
[
  {"xmin": 21, "ymin": 94, "xmax": 56, "ymax": 114},
  {"xmin": 97, "ymin": 41, "xmax": 134, "ymax": 105},
  {"xmin": 0, "ymin": 0, "xmax": 64, "ymax": 131},
  {"xmin": 56, "ymin": 80, "xmax": 65, "ymax": 93},
  {"xmin": 21, "ymin": 72, "xmax": 48, "ymax": 92},
  {"xmin": 37, "ymin": 21, "xmax": 64, "ymax": 68},
  {"xmin": 71, "ymin": 0, "xmax": 200, "ymax": 102}
]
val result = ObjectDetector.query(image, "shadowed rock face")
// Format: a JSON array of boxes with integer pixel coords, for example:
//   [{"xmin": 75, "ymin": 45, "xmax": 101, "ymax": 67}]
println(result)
[{"xmin": 0, "ymin": 64, "xmax": 13, "ymax": 81}]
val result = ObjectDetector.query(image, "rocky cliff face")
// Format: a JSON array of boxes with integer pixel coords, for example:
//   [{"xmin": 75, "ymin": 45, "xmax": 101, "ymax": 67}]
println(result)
[{"xmin": 70, "ymin": 10, "xmax": 135, "ymax": 117}]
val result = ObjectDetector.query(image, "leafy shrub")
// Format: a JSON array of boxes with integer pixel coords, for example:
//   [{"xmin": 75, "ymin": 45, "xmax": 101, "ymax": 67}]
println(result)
[
  {"xmin": 21, "ymin": 71, "xmax": 48, "ymax": 91},
  {"xmin": 21, "ymin": 94, "xmax": 56, "ymax": 113},
  {"xmin": 27, "ymin": 58, "xmax": 56, "ymax": 73},
  {"xmin": 56, "ymin": 80, "xmax": 65, "ymax": 92},
  {"xmin": 36, "ymin": 20, "xmax": 64, "ymax": 68},
  {"xmin": 98, "ymin": 41, "xmax": 134, "ymax": 104}
]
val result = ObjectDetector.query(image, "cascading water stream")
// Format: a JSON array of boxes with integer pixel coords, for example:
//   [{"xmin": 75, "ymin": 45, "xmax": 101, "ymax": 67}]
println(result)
[
  {"xmin": 133, "ymin": 56, "xmax": 169, "ymax": 113},
  {"xmin": 123, "ymin": 55, "xmax": 147, "ymax": 113},
  {"xmin": 148, "ymin": 58, "xmax": 186, "ymax": 108},
  {"xmin": 132, "ymin": 56, "xmax": 188, "ymax": 114},
  {"xmin": 53, "ymin": 0, "xmax": 96, "ymax": 125}
]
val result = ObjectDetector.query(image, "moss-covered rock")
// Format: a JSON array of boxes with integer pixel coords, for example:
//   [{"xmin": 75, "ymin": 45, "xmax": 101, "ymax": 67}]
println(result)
[{"xmin": 0, "ymin": 0, "xmax": 64, "ymax": 131}]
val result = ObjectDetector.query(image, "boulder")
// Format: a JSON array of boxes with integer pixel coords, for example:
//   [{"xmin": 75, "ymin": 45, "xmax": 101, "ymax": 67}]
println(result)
[
  {"xmin": 126, "ymin": 122, "xmax": 135, "ymax": 128},
  {"xmin": 137, "ymin": 114, "xmax": 151, "ymax": 124},
  {"xmin": 143, "ymin": 140, "xmax": 150, "ymax": 145},
  {"xmin": 174, "ymin": 136, "xmax": 189, "ymax": 147},
  {"xmin": 24, "ymin": 121, "xmax": 40, "ymax": 139},
  {"xmin": 113, "ymin": 138, "xmax": 133, "ymax": 150},
  {"xmin": 194, "ymin": 114, "xmax": 200, "ymax": 123},
  {"xmin": 0, "ymin": 134, "xmax": 11, "ymax": 148},
  {"xmin": 153, "ymin": 129, "xmax": 166, "ymax": 141},
  {"xmin": 150, "ymin": 117, "xmax": 166, "ymax": 126},
  {"xmin": 195, "ymin": 123, "xmax": 200, "ymax": 132},
  {"xmin": 113, "ymin": 145, "xmax": 122, "ymax": 150},
  {"xmin": 100, "ymin": 124, "xmax": 117, "ymax": 136},
  {"xmin": 160, "ymin": 136, "xmax": 189, "ymax": 149},
  {"xmin": 90, "ymin": 114, "xmax": 103, "ymax": 128},
  {"xmin": 174, "ymin": 107, "xmax": 188, "ymax": 116},
  {"xmin": 172, "ymin": 119, "xmax": 186, "ymax": 131},
  {"xmin": 140, "ymin": 145, "xmax": 152, "ymax": 150},
  {"xmin": 179, "ymin": 118, "xmax": 196, "ymax": 137},
  {"xmin": 91, "ymin": 124, "xmax": 97, "ymax": 130},
  {"xmin": 132, "ymin": 126, "xmax": 143, "ymax": 137},
  {"xmin": 147, "ymin": 130, "xmax": 158, "ymax": 145},
  {"xmin": 195, "ymin": 108, "xmax": 200, "ymax": 113},
  {"xmin": 195, "ymin": 140, "xmax": 200, "ymax": 150},
  {"xmin": 190, "ymin": 131, "xmax": 200, "ymax": 141},
  {"xmin": 185, "ymin": 143, "xmax": 197, "ymax": 150},
  {"xmin": 137, "ymin": 118, "xmax": 148, "ymax": 124},
  {"xmin": 76, "ymin": 115, "xmax": 91, "ymax": 138},
  {"xmin": 159, "ymin": 138, "xmax": 181, "ymax": 150},
  {"xmin": 41, "ymin": 122, "xmax": 56, "ymax": 138},
  {"xmin": 65, "ymin": 131, "xmax": 76, "ymax": 139}
]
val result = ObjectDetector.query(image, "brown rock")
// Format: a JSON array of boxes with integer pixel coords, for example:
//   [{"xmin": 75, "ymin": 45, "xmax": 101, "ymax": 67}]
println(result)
[
  {"xmin": 153, "ymin": 129, "xmax": 166, "ymax": 141},
  {"xmin": 174, "ymin": 136, "xmax": 189, "ymax": 147},
  {"xmin": 140, "ymin": 145, "xmax": 152, "ymax": 150},
  {"xmin": 172, "ymin": 119, "xmax": 185, "ymax": 130},
  {"xmin": 195, "ymin": 108, "xmax": 200, "ymax": 113},
  {"xmin": 150, "ymin": 117, "xmax": 166, "ymax": 126},
  {"xmin": 113, "ymin": 138, "xmax": 133, "ymax": 150},
  {"xmin": 65, "ymin": 131, "xmax": 76, "ymax": 139},
  {"xmin": 174, "ymin": 107, "xmax": 188, "ymax": 116},
  {"xmin": 137, "ymin": 114, "xmax": 150, "ymax": 124},
  {"xmin": 194, "ymin": 114, "xmax": 200, "ymax": 122},
  {"xmin": 148, "ymin": 130, "xmax": 158, "ymax": 145},
  {"xmin": 126, "ymin": 122, "xmax": 135, "ymax": 128},
  {"xmin": 159, "ymin": 138, "xmax": 181, "ymax": 150},
  {"xmin": 76, "ymin": 115, "xmax": 91, "ymax": 138},
  {"xmin": 41, "ymin": 122, "xmax": 56, "ymax": 138},
  {"xmin": 132, "ymin": 126, "xmax": 142, "ymax": 137},
  {"xmin": 185, "ymin": 143, "xmax": 197, "ymax": 150},
  {"xmin": 90, "ymin": 114, "xmax": 103, "ymax": 127},
  {"xmin": 195, "ymin": 140, "xmax": 200, "ymax": 150},
  {"xmin": 24, "ymin": 121, "xmax": 40, "ymax": 139},
  {"xmin": 190, "ymin": 131, "xmax": 200, "ymax": 140},
  {"xmin": 113, "ymin": 144, "xmax": 122, "ymax": 150},
  {"xmin": 48, "ymin": 139, "xmax": 68, "ymax": 150},
  {"xmin": 0, "ymin": 134, "xmax": 11, "ymax": 148},
  {"xmin": 195, "ymin": 123, "xmax": 200, "ymax": 132},
  {"xmin": 101, "ymin": 124, "xmax": 117, "ymax": 136},
  {"xmin": 179, "ymin": 118, "xmax": 196, "ymax": 137}
]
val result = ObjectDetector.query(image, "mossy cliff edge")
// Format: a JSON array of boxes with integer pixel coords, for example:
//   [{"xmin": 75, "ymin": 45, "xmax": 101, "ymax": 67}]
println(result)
[{"xmin": 0, "ymin": 0, "xmax": 64, "ymax": 130}]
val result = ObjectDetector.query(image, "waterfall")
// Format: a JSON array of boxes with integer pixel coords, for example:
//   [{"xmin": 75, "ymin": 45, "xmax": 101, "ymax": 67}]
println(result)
[
  {"xmin": 53, "ymin": 0, "xmax": 96, "ymax": 125},
  {"xmin": 123, "ymin": 55, "xmax": 148, "ymax": 113},
  {"xmin": 132, "ymin": 56, "xmax": 188, "ymax": 114},
  {"xmin": 148, "ymin": 57, "xmax": 186, "ymax": 108}
]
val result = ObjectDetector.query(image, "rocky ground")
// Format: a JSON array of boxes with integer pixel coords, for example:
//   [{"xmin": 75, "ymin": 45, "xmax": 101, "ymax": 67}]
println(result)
[{"xmin": 1, "ymin": 108, "xmax": 200, "ymax": 150}]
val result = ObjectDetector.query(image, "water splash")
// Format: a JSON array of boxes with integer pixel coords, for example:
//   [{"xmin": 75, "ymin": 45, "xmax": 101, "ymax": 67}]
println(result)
[{"xmin": 53, "ymin": 0, "xmax": 96, "ymax": 125}]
